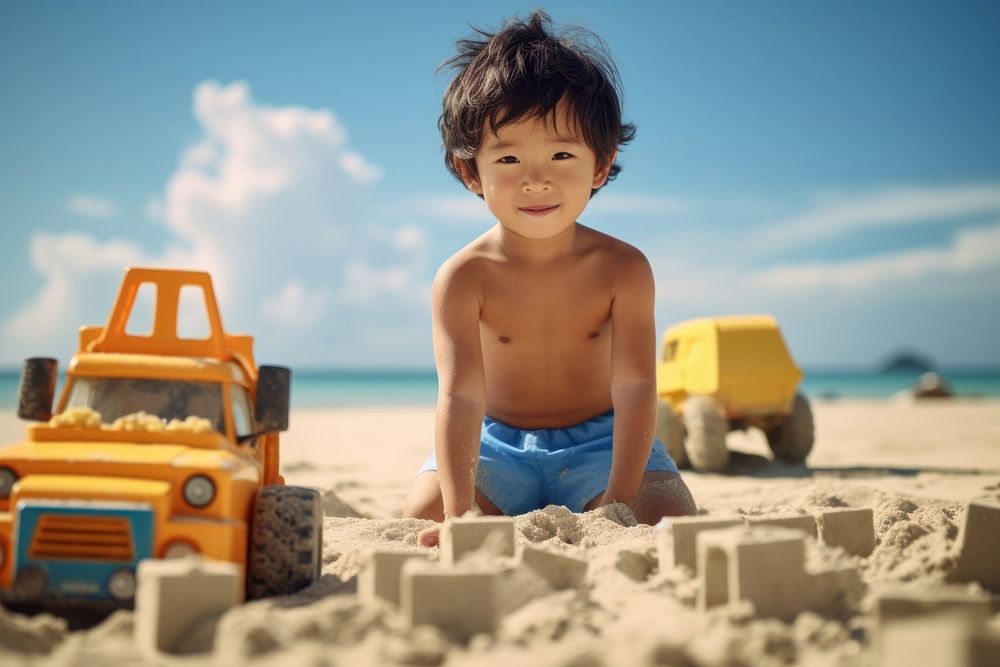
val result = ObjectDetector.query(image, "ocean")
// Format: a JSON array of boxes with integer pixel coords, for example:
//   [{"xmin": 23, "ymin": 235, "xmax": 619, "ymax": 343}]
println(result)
[{"xmin": 1, "ymin": 367, "xmax": 999, "ymax": 410}]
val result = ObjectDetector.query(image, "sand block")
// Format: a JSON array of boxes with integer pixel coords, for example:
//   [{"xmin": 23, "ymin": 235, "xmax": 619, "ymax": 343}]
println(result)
[
  {"xmin": 519, "ymin": 545, "xmax": 588, "ymax": 590},
  {"xmin": 806, "ymin": 564, "xmax": 864, "ymax": 614},
  {"xmin": 656, "ymin": 515, "xmax": 744, "ymax": 573},
  {"xmin": 134, "ymin": 556, "xmax": 242, "ymax": 655},
  {"xmin": 881, "ymin": 609, "xmax": 1000, "ymax": 667},
  {"xmin": 873, "ymin": 589, "xmax": 992, "ymax": 632},
  {"xmin": 816, "ymin": 507, "xmax": 875, "ymax": 557},
  {"xmin": 357, "ymin": 549, "xmax": 430, "ymax": 607},
  {"xmin": 955, "ymin": 500, "xmax": 1000, "ymax": 591},
  {"xmin": 744, "ymin": 514, "xmax": 818, "ymax": 538},
  {"xmin": 400, "ymin": 560, "xmax": 500, "ymax": 639},
  {"xmin": 697, "ymin": 526, "xmax": 809, "ymax": 620},
  {"xmin": 440, "ymin": 516, "xmax": 516, "ymax": 565}
]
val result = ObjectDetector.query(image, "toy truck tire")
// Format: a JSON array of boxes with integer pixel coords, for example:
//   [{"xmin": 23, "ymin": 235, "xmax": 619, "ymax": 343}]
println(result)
[
  {"xmin": 765, "ymin": 393, "xmax": 814, "ymax": 463},
  {"xmin": 247, "ymin": 485, "xmax": 323, "ymax": 599},
  {"xmin": 682, "ymin": 396, "xmax": 729, "ymax": 472},
  {"xmin": 655, "ymin": 401, "xmax": 689, "ymax": 468}
]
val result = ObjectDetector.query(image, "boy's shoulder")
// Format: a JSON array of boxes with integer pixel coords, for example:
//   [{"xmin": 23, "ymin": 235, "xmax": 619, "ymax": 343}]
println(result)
[
  {"xmin": 433, "ymin": 230, "xmax": 498, "ymax": 292},
  {"xmin": 577, "ymin": 224, "xmax": 652, "ymax": 274},
  {"xmin": 433, "ymin": 225, "xmax": 651, "ymax": 289}
]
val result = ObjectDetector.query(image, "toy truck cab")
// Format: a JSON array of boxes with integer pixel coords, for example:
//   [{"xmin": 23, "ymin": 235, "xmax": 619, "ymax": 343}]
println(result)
[
  {"xmin": 0, "ymin": 268, "xmax": 321, "ymax": 609},
  {"xmin": 655, "ymin": 315, "xmax": 815, "ymax": 472}
]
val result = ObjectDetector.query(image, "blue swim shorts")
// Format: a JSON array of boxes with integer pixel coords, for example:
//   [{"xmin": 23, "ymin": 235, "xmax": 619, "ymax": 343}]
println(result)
[{"xmin": 416, "ymin": 409, "xmax": 679, "ymax": 515}]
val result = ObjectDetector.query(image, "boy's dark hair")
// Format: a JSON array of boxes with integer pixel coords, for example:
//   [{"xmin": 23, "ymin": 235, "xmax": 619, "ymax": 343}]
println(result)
[{"xmin": 439, "ymin": 10, "xmax": 636, "ymax": 198}]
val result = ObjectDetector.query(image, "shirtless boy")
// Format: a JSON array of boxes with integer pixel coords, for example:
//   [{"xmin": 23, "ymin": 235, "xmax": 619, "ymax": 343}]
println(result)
[{"xmin": 403, "ymin": 11, "xmax": 697, "ymax": 540}]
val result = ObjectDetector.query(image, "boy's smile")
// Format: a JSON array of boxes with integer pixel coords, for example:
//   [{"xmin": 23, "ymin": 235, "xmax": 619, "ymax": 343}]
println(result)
[
  {"xmin": 518, "ymin": 204, "xmax": 559, "ymax": 216},
  {"xmin": 456, "ymin": 99, "xmax": 615, "ymax": 242}
]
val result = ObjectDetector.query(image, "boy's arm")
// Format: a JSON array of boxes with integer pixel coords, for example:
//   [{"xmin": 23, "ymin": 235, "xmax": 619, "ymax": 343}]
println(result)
[
  {"xmin": 601, "ymin": 249, "xmax": 658, "ymax": 508},
  {"xmin": 431, "ymin": 258, "xmax": 487, "ymax": 518}
]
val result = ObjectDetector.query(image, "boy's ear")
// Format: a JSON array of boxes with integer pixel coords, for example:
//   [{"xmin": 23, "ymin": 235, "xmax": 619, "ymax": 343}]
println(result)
[
  {"xmin": 592, "ymin": 149, "xmax": 618, "ymax": 189},
  {"xmin": 452, "ymin": 155, "xmax": 483, "ymax": 196}
]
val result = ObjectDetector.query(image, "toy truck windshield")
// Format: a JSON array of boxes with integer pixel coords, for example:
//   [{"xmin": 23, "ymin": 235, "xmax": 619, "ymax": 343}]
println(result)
[{"xmin": 63, "ymin": 377, "xmax": 230, "ymax": 433}]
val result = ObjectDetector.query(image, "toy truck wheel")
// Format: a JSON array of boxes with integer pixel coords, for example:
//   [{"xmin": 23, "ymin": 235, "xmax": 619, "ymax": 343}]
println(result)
[
  {"xmin": 766, "ymin": 393, "xmax": 814, "ymax": 463},
  {"xmin": 247, "ymin": 485, "xmax": 323, "ymax": 599},
  {"xmin": 682, "ymin": 396, "xmax": 729, "ymax": 472},
  {"xmin": 655, "ymin": 401, "xmax": 689, "ymax": 468}
]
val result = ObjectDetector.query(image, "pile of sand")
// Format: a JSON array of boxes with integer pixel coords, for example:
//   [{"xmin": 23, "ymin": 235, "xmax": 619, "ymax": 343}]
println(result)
[{"xmin": 3, "ymin": 483, "xmax": 997, "ymax": 667}]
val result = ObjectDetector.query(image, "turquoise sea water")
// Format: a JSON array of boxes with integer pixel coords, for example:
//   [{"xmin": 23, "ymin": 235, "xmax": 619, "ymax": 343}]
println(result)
[{"xmin": 1, "ymin": 367, "xmax": 999, "ymax": 410}]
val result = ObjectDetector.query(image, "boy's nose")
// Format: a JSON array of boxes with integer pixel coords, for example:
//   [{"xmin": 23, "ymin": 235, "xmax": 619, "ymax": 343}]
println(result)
[{"xmin": 521, "ymin": 171, "xmax": 552, "ymax": 192}]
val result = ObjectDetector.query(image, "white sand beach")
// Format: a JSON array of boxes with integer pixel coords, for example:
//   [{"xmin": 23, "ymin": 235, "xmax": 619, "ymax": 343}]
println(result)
[{"xmin": 1, "ymin": 397, "xmax": 998, "ymax": 666}]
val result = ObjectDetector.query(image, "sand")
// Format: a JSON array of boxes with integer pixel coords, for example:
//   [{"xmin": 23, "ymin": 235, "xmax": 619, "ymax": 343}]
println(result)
[{"xmin": 1, "ymin": 397, "xmax": 998, "ymax": 666}]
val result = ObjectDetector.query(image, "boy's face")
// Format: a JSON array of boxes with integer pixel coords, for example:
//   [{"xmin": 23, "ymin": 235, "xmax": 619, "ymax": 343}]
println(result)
[{"xmin": 455, "ymin": 100, "xmax": 614, "ymax": 241}]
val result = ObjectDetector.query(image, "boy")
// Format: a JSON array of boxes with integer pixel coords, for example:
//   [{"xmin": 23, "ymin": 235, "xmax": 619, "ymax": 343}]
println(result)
[{"xmin": 403, "ymin": 11, "xmax": 696, "ymax": 541}]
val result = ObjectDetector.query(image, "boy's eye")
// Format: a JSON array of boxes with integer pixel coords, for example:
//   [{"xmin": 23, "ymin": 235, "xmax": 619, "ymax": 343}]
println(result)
[
  {"xmin": 497, "ymin": 155, "xmax": 519, "ymax": 164},
  {"xmin": 553, "ymin": 152, "xmax": 573, "ymax": 160}
]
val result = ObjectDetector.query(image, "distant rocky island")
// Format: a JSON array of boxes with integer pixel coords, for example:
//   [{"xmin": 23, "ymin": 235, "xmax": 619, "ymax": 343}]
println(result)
[{"xmin": 879, "ymin": 351, "xmax": 937, "ymax": 374}]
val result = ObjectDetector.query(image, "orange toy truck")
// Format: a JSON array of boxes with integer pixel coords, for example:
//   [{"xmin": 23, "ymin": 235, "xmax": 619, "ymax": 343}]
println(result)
[{"xmin": 0, "ymin": 268, "xmax": 321, "ymax": 608}]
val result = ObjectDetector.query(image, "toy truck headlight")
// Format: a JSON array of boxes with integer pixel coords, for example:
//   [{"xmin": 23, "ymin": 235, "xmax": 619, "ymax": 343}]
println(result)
[
  {"xmin": 0, "ymin": 468, "xmax": 17, "ymax": 499},
  {"xmin": 108, "ymin": 568, "xmax": 136, "ymax": 601},
  {"xmin": 182, "ymin": 475, "xmax": 216, "ymax": 508}
]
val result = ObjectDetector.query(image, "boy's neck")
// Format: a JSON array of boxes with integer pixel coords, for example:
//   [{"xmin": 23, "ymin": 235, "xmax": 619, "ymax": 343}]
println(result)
[{"xmin": 495, "ymin": 222, "xmax": 580, "ymax": 263}]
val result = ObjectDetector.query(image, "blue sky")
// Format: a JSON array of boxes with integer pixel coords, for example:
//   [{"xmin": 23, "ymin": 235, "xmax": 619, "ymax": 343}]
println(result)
[{"xmin": 1, "ymin": 1, "xmax": 998, "ymax": 369}]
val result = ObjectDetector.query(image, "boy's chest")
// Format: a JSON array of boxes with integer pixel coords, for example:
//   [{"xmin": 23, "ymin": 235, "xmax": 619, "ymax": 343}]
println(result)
[{"xmin": 479, "ymin": 263, "xmax": 613, "ymax": 344}]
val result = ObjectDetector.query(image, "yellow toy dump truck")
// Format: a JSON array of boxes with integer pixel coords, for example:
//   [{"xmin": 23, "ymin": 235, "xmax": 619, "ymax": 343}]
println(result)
[
  {"xmin": 0, "ymin": 268, "xmax": 321, "ymax": 609},
  {"xmin": 655, "ymin": 315, "xmax": 814, "ymax": 472}
]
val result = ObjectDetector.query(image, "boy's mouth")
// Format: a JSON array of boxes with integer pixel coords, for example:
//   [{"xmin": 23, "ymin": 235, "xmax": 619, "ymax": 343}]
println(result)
[{"xmin": 518, "ymin": 204, "xmax": 559, "ymax": 216}]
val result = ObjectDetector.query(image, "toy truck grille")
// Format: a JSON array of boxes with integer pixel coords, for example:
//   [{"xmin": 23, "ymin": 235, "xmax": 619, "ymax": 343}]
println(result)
[
  {"xmin": 13, "ymin": 501, "xmax": 154, "ymax": 602},
  {"xmin": 29, "ymin": 514, "xmax": 134, "ymax": 561}
]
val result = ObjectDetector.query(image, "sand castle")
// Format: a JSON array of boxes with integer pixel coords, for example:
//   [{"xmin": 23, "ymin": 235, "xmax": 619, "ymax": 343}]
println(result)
[
  {"xmin": 665, "ymin": 502, "xmax": 998, "ymax": 663},
  {"xmin": 134, "ymin": 556, "xmax": 242, "ymax": 656},
  {"xmin": 353, "ymin": 502, "xmax": 991, "ymax": 643},
  {"xmin": 656, "ymin": 506, "xmax": 876, "ymax": 574},
  {"xmin": 357, "ymin": 516, "xmax": 586, "ymax": 640},
  {"xmin": 126, "ymin": 499, "xmax": 1000, "ymax": 657},
  {"xmin": 955, "ymin": 500, "xmax": 1000, "ymax": 591},
  {"xmin": 696, "ymin": 525, "xmax": 863, "ymax": 620}
]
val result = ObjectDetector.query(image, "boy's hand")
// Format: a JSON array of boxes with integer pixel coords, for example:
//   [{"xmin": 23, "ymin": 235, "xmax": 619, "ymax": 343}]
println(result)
[
  {"xmin": 416, "ymin": 503, "xmax": 485, "ymax": 548},
  {"xmin": 597, "ymin": 491, "xmax": 633, "ymax": 509},
  {"xmin": 418, "ymin": 525, "xmax": 441, "ymax": 548}
]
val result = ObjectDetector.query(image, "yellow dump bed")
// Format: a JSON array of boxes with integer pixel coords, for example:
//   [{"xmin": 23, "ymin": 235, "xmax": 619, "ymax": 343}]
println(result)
[{"xmin": 657, "ymin": 315, "xmax": 802, "ymax": 417}]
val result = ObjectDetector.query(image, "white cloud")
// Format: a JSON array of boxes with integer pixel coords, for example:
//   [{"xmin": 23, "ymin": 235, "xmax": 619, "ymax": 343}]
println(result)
[
  {"xmin": 67, "ymin": 194, "xmax": 118, "ymax": 220},
  {"xmin": 342, "ymin": 259, "xmax": 432, "ymax": 305},
  {"xmin": 164, "ymin": 80, "xmax": 380, "ymax": 237},
  {"xmin": 4, "ymin": 232, "xmax": 146, "ymax": 342},
  {"xmin": 259, "ymin": 280, "xmax": 331, "ymax": 328},
  {"xmin": 2, "ymin": 80, "xmax": 422, "ymax": 365},
  {"xmin": 338, "ymin": 151, "xmax": 383, "ymax": 184},
  {"xmin": 392, "ymin": 224, "xmax": 428, "ymax": 252},
  {"xmin": 644, "ymin": 221, "xmax": 1000, "ymax": 366},
  {"xmin": 641, "ymin": 182, "xmax": 1000, "ymax": 307},
  {"xmin": 586, "ymin": 192, "xmax": 688, "ymax": 216},
  {"xmin": 180, "ymin": 141, "xmax": 218, "ymax": 169},
  {"xmin": 405, "ymin": 195, "xmax": 493, "ymax": 224},
  {"xmin": 757, "ymin": 183, "xmax": 1000, "ymax": 251},
  {"xmin": 749, "ymin": 222, "xmax": 1000, "ymax": 291},
  {"xmin": 144, "ymin": 197, "xmax": 165, "ymax": 221}
]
